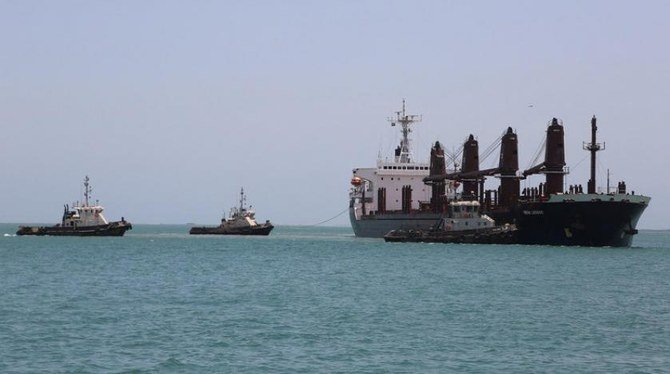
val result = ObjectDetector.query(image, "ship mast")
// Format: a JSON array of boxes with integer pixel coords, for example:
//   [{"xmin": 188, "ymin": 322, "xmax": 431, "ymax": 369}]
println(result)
[
  {"xmin": 388, "ymin": 99, "xmax": 422, "ymax": 163},
  {"xmin": 239, "ymin": 187, "xmax": 246, "ymax": 212},
  {"xmin": 83, "ymin": 176, "xmax": 92, "ymax": 207},
  {"xmin": 583, "ymin": 116, "xmax": 605, "ymax": 194}
]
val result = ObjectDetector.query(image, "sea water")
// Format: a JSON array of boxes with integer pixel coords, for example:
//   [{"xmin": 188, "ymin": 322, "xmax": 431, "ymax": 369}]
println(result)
[{"xmin": 1, "ymin": 223, "xmax": 669, "ymax": 373}]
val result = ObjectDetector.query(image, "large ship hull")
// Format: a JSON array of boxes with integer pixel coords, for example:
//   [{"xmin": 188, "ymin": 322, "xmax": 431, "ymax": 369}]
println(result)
[
  {"xmin": 189, "ymin": 224, "xmax": 274, "ymax": 236},
  {"xmin": 349, "ymin": 203, "xmax": 441, "ymax": 238},
  {"xmin": 516, "ymin": 194, "xmax": 650, "ymax": 247},
  {"xmin": 352, "ymin": 194, "xmax": 650, "ymax": 247},
  {"xmin": 16, "ymin": 221, "xmax": 132, "ymax": 237}
]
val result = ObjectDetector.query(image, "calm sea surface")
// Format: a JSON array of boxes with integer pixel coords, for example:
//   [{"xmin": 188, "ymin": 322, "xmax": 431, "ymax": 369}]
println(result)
[{"xmin": 1, "ymin": 224, "xmax": 669, "ymax": 373}]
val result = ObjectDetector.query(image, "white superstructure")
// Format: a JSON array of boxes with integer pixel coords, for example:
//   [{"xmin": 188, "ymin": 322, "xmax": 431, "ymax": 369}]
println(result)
[
  {"xmin": 61, "ymin": 176, "xmax": 110, "ymax": 227},
  {"xmin": 223, "ymin": 188, "xmax": 263, "ymax": 229},
  {"xmin": 351, "ymin": 160, "xmax": 432, "ymax": 217},
  {"xmin": 439, "ymin": 200, "xmax": 495, "ymax": 231},
  {"xmin": 349, "ymin": 101, "xmax": 455, "ymax": 225}
]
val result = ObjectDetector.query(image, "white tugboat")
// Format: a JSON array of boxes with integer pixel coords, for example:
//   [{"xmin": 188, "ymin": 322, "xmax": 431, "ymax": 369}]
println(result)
[
  {"xmin": 189, "ymin": 188, "xmax": 274, "ymax": 235},
  {"xmin": 16, "ymin": 176, "xmax": 132, "ymax": 236},
  {"xmin": 349, "ymin": 100, "xmax": 457, "ymax": 237}
]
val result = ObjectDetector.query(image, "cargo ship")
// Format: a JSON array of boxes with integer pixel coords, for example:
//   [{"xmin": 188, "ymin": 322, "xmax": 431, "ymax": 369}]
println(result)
[
  {"xmin": 350, "ymin": 104, "xmax": 650, "ymax": 247},
  {"xmin": 17, "ymin": 176, "xmax": 132, "ymax": 236}
]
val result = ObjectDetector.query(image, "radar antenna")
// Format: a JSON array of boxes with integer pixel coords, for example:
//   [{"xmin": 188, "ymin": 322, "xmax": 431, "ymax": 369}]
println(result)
[{"xmin": 387, "ymin": 99, "xmax": 422, "ymax": 163}]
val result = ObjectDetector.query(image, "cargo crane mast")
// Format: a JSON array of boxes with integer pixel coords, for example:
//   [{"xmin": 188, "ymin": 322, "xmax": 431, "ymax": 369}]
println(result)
[
  {"xmin": 583, "ymin": 116, "xmax": 605, "ymax": 194},
  {"xmin": 424, "ymin": 127, "xmax": 520, "ymax": 208},
  {"xmin": 388, "ymin": 99, "xmax": 422, "ymax": 163},
  {"xmin": 523, "ymin": 118, "xmax": 569, "ymax": 195}
]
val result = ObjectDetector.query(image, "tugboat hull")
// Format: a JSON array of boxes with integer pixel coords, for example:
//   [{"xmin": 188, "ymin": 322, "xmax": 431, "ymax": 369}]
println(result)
[
  {"xmin": 384, "ymin": 225, "xmax": 517, "ymax": 244},
  {"xmin": 189, "ymin": 224, "xmax": 274, "ymax": 236},
  {"xmin": 16, "ymin": 221, "xmax": 132, "ymax": 237}
]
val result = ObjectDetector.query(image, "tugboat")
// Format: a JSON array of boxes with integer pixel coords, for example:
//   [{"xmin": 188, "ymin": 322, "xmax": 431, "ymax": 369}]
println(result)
[
  {"xmin": 189, "ymin": 188, "xmax": 274, "ymax": 235},
  {"xmin": 16, "ymin": 176, "xmax": 132, "ymax": 236},
  {"xmin": 384, "ymin": 200, "xmax": 516, "ymax": 243}
]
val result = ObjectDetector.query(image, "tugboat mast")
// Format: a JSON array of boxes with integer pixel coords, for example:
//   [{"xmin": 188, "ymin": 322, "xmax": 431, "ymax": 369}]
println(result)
[
  {"xmin": 388, "ymin": 99, "xmax": 422, "ymax": 163},
  {"xmin": 239, "ymin": 187, "xmax": 247, "ymax": 212},
  {"xmin": 583, "ymin": 116, "xmax": 605, "ymax": 194},
  {"xmin": 83, "ymin": 176, "xmax": 92, "ymax": 207}
]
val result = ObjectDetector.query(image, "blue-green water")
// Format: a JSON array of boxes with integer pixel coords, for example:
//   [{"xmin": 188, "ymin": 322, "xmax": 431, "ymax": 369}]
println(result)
[{"xmin": 1, "ymin": 224, "xmax": 669, "ymax": 373}]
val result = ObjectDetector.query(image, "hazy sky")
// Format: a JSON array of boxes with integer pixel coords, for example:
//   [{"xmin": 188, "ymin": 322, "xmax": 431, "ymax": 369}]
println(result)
[{"xmin": 1, "ymin": 1, "xmax": 668, "ymax": 228}]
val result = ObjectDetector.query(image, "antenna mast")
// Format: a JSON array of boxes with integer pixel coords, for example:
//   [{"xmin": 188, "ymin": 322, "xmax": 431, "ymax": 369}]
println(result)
[
  {"xmin": 239, "ymin": 187, "xmax": 246, "ymax": 211},
  {"xmin": 83, "ymin": 176, "xmax": 92, "ymax": 206},
  {"xmin": 388, "ymin": 99, "xmax": 422, "ymax": 163},
  {"xmin": 583, "ymin": 116, "xmax": 605, "ymax": 194}
]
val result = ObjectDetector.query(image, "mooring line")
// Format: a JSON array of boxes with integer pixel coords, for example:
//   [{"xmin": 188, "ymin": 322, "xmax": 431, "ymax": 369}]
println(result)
[{"xmin": 309, "ymin": 207, "xmax": 349, "ymax": 226}]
